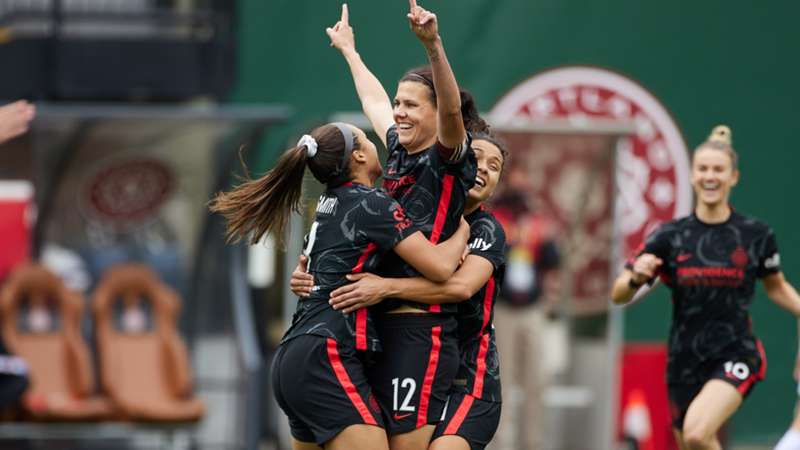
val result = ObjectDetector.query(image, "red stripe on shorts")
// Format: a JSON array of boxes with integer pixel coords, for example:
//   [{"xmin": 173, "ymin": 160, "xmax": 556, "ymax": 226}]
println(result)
[
  {"xmin": 325, "ymin": 338, "xmax": 377, "ymax": 425},
  {"xmin": 756, "ymin": 339, "xmax": 767, "ymax": 379},
  {"xmin": 443, "ymin": 394, "xmax": 475, "ymax": 435},
  {"xmin": 471, "ymin": 277, "xmax": 495, "ymax": 397},
  {"xmin": 737, "ymin": 340, "xmax": 768, "ymax": 395},
  {"xmin": 351, "ymin": 243, "xmax": 377, "ymax": 351},
  {"xmin": 417, "ymin": 325, "xmax": 442, "ymax": 428}
]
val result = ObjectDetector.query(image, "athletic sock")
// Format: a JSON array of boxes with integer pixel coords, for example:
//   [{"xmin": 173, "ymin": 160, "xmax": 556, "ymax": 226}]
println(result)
[{"xmin": 775, "ymin": 428, "xmax": 800, "ymax": 450}]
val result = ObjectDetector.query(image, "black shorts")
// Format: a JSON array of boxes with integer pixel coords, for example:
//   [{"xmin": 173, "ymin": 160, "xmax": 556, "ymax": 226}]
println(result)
[
  {"xmin": 431, "ymin": 392, "xmax": 501, "ymax": 450},
  {"xmin": 271, "ymin": 335, "xmax": 384, "ymax": 445},
  {"xmin": 668, "ymin": 348, "xmax": 765, "ymax": 430},
  {"xmin": 368, "ymin": 313, "xmax": 459, "ymax": 435}
]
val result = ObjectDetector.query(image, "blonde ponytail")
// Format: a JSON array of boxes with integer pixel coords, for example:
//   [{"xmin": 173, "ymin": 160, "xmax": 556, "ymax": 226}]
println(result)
[{"xmin": 694, "ymin": 124, "xmax": 738, "ymax": 169}]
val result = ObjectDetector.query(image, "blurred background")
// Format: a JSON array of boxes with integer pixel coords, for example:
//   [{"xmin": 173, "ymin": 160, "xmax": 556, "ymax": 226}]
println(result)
[{"xmin": 0, "ymin": 1, "xmax": 798, "ymax": 449}]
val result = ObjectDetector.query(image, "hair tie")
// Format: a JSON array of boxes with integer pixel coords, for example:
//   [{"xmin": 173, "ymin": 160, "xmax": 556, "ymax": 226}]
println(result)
[{"xmin": 297, "ymin": 134, "xmax": 318, "ymax": 158}]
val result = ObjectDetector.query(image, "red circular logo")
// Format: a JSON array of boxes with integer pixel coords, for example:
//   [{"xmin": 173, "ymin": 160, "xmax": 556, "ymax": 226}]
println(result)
[
  {"xmin": 731, "ymin": 246, "xmax": 749, "ymax": 268},
  {"xmin": 80, "ymin": 158, "xmax": 174, "ymax": 230},
  {"xmin": 490, "ymin": 66, "xmax": 692, "ymax": 263}
]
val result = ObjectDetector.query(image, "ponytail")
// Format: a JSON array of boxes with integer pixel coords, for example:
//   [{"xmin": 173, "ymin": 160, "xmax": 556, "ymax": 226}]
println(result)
[
  {"xmin": 694, "ymin": 124, "xmax": 738, "ymax": 170},
  {"xmin": 460, "ymin": 90, "xmax": 490, "ymax": 135},
  {"xmin": 209, "ymin": 145, "xmax": 308, "ymax": 245},
  {"xmin": 209, "ymin": 123, "xmax": 360, "ymax": 246}
]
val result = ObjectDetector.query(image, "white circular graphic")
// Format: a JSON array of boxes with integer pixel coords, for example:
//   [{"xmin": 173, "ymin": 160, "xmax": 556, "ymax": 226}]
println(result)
[{"xmin": 490, "ymin": 66, "xmax": 692, "ymax": 260}]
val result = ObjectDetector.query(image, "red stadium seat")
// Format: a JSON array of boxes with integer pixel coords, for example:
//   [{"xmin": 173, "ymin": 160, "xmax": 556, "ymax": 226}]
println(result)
[
  {"xmin": 92, "ymin": 264, "xmax": 204, "ymax": 422},
  {"xmin": 0, "ymin": 263, "xmax": 113, "ymax": 420}
]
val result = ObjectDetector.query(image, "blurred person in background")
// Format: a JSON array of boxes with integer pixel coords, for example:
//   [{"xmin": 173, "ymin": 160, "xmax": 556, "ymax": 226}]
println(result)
[
  {"xmin": 611, "ymin": 126, "xmax": 800, "ymax": 450},
  {"xmin": 0, "ymin": 100, "xmax": 35, "ymax": 145},
  {"xmin": 489, "ymin": 163, "xmax": 561, "ymax": 450}
]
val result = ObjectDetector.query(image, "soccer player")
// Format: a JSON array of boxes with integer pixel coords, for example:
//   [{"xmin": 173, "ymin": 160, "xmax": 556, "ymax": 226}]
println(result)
[
  {"xmin": 210, "ymin": 123, "xmax": 469, "ymax": 450},
  {"xmin": 611, "ymin": 126, "xmax": 800, "ymax": 450},
  {"xmin": 326, "ymin": 3, "xmax": 484, "ymax": 449},
  {"xmin": 297, "ymin": 134, "xmax": 508, "ymax": 450}
]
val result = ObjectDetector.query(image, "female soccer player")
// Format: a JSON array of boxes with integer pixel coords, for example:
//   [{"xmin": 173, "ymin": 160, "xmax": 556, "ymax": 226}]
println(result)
[
  {"xmin": 611, "ymin": 126, "xmax": 800, "ymax": 450},
  {"xmin": 296, "ymin": 135, "xmax": 508, "ymax": 450},
  {"xmin": 210, "ymin": 122, "xmax": 469, "ymax": 450},
  {"xmin": 326, "ymin": 3, "xmax": 484, "ymax": 449}
]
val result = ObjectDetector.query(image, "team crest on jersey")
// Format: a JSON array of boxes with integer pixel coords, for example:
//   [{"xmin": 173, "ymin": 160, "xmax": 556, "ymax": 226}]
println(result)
[
  {"xmin": 393, "ymin": 205, "xmax": 412, "ymax": 232},
  {"xmin": 730, "ymin": 246, "xmax": 748, "ymax": 268}
]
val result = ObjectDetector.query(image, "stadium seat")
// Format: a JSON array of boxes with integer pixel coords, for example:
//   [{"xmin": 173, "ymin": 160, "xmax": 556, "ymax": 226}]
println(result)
[
  {"xmin": 92, "ymin": 264, "xmax": 204, "ymax": 422},
  {"xmin": 0, "ymin": 263, "xmax": 113, "ymax": 420}
]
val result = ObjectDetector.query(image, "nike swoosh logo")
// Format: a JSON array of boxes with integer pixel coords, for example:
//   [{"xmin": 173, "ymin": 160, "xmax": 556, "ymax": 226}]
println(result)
[
  {"xmin": 393, "ymin": 413, "xmax": 414, "ymax": 421},
  {"xmin": 677, "ymin": 253, "xmax": 692, "ymax": 262}
]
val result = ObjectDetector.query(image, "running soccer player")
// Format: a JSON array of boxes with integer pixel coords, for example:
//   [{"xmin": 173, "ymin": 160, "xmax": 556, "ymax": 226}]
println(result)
[
  {"xmin": 210, "ymin": 123, "xmax": 469, "ymax": 450},
  {"xmin": 326, "ymin": 3, "xmax": 483, "ymax": 449},
  {"xmin": 297, "ymin": 134, "xmax": 508, "ymax": 450},
  {"xmin": 611, "ymin": 126, "xmax": 800, "ymax": 450}
]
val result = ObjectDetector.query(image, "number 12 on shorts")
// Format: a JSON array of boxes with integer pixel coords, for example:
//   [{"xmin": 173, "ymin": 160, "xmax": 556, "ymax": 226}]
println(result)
[{"xmin": 392, "ymin": 377, "xmax": 416, "ymax": 412}]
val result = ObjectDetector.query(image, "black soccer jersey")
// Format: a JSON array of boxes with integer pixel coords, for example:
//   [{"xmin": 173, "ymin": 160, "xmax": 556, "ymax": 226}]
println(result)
[
  {"xmin": 282, "ymin": 182, "xmax": 419, "ymax": 352},
  {"xmin": 627, "ymin": 211, "xmax": 780, "ymax": 384},
  {"xmin": 378, "ymin": 124, "xmax": 477, "ymax": 313},
  {"xmin": 454, "ymin": 208, "xmax": 506, "ymax": 402}
]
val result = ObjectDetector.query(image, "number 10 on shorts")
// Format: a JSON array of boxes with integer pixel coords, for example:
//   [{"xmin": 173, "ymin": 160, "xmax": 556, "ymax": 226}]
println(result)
[
  {"xmin": 392, "ymin": 377, "xmax": 416, "ymax": 412},
  {"xmin": 724, "ymin": 361, "xmax": 750, "ymax": 380}
]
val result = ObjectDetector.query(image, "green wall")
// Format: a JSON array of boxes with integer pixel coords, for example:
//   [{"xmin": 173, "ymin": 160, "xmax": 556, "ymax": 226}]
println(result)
[{"xmin": 232, "ymin": 0, "xmax": 800, "ymax": 443}]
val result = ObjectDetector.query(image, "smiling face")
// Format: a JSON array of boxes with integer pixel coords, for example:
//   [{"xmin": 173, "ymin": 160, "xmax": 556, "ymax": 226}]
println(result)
[
  {"xmin": 691, "ymin": 146, "xmax": 739, "ymax": 209},
  {"xmin": 350, "ymin": 125, "xmax": 383, "ymax": 183},
  {"xmin": 468, "ymin": 139, "xmax": 504, "ymax": 206},
  {"xmin": 393, "ymin": 81, "xmax": 438, "ymax": 153}
]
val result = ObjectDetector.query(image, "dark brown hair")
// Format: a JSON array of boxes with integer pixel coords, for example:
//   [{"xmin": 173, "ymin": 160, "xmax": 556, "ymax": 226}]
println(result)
[
  {"xmin": 694, "ymin": 125, "xmax": 738, "ymax": 170},
  {"xmin": 472, "ymin": 131, "xmax": 510, "ymax": 172},
  {"xmin": 400, "ymin": 65, "xmax": 490, "ymax": 135},
  {"xmin": 209, "ymin": 123, "xmax": 360, "ymax": 245}
]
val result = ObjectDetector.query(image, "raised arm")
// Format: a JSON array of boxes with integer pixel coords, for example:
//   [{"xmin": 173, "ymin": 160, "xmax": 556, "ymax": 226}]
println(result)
[
  {"xmin": 407, "ymin": 0, "xmax": 466, "ymax": 150},
  {"xmin": 330, "ymin": 253, "xmax": 494, "ymax": 313},
  {"xmin": 326, "ymin": 4, "xmax": 394, "ymax": 146},
  {"xmin": 610, "ymin": 253, "xmax": 662, "ymax": 305},
  {"xmin": 0, "ymin": 100, "xmax": 36, "ymax": 144},
  {"xmin": 763, "ymin": 272, "xmax": 800, "ymax": 317},
  {"xmin": 393, "ymin": 218, "xmax": 470, "ymax": 282}
]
